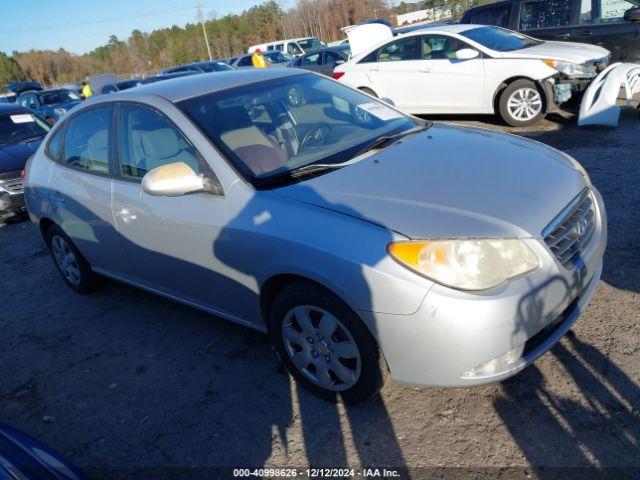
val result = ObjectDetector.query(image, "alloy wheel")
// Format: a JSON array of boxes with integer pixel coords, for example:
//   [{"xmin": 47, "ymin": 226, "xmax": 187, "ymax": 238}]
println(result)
[
  {"xmin": 51, "ymin": 235, "xmax": 81, "ymax": 286},
  {"xmin": 281, "ymin": 305, "xmax": 361, "ymax": 391},
  {"xmin": 507, "ymin": 87, "xmax": 542, "ymax": 122}
]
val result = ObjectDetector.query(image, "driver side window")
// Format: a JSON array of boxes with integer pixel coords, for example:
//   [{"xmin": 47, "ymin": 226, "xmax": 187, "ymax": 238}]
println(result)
[
  {"xmin": 420, "ymin": 35, "xmax": 468, "ymax": 60},
  {"xmin": 117, "ymin": 104, "xmax": 202, "ymax": 180},
  {"xmin": 62, "ymin": 107, "xmax": 111, "ymax": 174}
]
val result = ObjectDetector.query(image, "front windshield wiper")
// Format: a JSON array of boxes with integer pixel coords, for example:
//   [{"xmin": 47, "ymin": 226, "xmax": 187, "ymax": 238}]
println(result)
[
  {"xmin": 256, "ymin": 123, "xmax": 432, "ymax": 189},
  {"xmin": 351, "ymin": 124, "xmax": 431, "ymax": 159}
]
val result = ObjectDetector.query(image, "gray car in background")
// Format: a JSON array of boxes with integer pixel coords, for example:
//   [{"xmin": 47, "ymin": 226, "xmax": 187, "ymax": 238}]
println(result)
[{"xmin": 23, "ymin": 69, "xmax": 606, "ymax": 403}]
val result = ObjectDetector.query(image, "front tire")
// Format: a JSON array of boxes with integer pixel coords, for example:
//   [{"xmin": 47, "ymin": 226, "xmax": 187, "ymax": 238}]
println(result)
[
  {"xmin": 268, "ymin": 281, "xmax": 385, "ymax": 404},
  {"xmin": 46, "ymin": 224, "xmax": 101, "ymax": 294},
  {"xmin": 498, "ymin": 79, "xmax": 545, "ymax": 127}
]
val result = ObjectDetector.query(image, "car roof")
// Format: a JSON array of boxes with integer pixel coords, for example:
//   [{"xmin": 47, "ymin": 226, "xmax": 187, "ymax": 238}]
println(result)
[
  {"xmin": 115, "ymin": 68, "xmax": 304, "ymax": 102},
  {"xmin": 402, "ymin": 23, "xmax": 482, "ymax": 35},
  {"xmin": 302, "ymin": 46, "xmax": 348, "ymax": 56},
  {"xmin": 0, "ymin": 103, "xmax": 30, "ymax": 115}
]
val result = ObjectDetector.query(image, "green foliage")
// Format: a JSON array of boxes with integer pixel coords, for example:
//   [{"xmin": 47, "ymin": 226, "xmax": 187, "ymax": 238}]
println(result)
[{"xmin": 0, "ymin": 52, "xmax": 26, "ymax": 87}]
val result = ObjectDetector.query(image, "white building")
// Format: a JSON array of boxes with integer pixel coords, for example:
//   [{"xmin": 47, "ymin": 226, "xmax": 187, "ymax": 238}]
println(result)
[{"xmin": 396, "ymin": 8, "xmax": 450, "ymax": 26}]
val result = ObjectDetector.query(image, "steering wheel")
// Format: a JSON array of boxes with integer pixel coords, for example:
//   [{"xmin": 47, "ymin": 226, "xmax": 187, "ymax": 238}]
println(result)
[{"xmin": 299, "ymin": 123, "xmax": 331, "ymax": 151}]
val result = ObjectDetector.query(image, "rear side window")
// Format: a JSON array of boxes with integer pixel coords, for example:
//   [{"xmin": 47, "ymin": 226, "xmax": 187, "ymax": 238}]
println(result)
[
  {"xmin": 117, "ymin": 104, "xmax": 202, "ymax": 179},
  {"xmin": 468, "ymin": 4, "xmax": 513, "ymax": 27},
  {"xmin": 376, "ymin": 37, "xmax": 420, "ymax": 62},
  {"xmin": 520, "ymin": 0, "xmax": 573, "ymax": 29},
  {"xmin": 238, "ymin": 56, "xmax": 253, "ymax": 67},
  {"xmin": 323, "ymin": 51, "xmax": 342, "ymax": 65},
  {"xmin": 302, "ymin": 52, "xmax": 321, "ymax": 66},
  {"xmin": 62, "ymin": 107, "xmax": 112, "ymax": 174}
]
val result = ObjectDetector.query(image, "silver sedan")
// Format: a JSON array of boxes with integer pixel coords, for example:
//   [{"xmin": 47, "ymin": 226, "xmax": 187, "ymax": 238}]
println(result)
[{"xmin": 24, "ymin": 69, "xmax": 606, "ymax": 403}]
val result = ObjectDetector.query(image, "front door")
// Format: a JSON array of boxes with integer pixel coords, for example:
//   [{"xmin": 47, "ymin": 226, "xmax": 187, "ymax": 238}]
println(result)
[
  {"xmin": 110, "ymin": 103, "xmax": 246, "ymax": 319},
  {"xmin": 417, "ymin": 35, "xmax": 485, "ymax": 111},
  {"xmin": 573, "ymin": 0, "xmax": 640, "ymax": 62}
]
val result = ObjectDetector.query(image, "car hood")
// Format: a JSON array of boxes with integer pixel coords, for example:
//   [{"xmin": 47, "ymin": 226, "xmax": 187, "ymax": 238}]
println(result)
[
  {"xmin": 275, "ymin": 123, "xmax": 587, "ymax": 239},
  {"xmin": 0, "ymin": 138, "xmax": 43, "ymax": 173},
  {"xmin": 501, "ymin": 40, "xmax": 610, "ymax": 64}
]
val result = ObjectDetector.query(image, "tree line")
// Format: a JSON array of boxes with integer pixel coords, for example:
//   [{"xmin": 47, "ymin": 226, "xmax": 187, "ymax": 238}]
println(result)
[{"xmin": 1, "ymin": 0, "xmax": 479, "ymax": 88}]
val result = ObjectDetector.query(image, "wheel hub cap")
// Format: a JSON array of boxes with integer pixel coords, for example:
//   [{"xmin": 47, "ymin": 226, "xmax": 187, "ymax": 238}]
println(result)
[
  {"xmin": 507, "ymin": 87, "xmax": 542, "ymax": 121},
  {"xmin": 281, "ymin": 305, "xmax": 361, "ymax": 391},
  {"xmin": 51, "ymin": 235, "xmax": 81, "ymax": 286}
]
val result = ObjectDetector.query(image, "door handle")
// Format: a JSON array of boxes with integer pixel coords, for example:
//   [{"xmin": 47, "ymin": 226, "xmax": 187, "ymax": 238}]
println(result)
[
  {"xmin": 419, "ymin": 67, "xmax": 431, "ymax": 73},
  {"xmin": 555, "ymin": 33, "xmax": 571, "ymax": 39},
  {"xmin": 575, "ymin": 31, "xmax": 592, "ymax": 37},
  {"xmin": 369, "ymin": 66, "xmax": 380, "ymax": 72}
]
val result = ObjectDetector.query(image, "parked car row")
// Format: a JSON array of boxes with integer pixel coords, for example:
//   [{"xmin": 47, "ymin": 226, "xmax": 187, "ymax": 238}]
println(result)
[{"xmin": 23, "ymin": 68, "xmax": 606, "ymax": 404}]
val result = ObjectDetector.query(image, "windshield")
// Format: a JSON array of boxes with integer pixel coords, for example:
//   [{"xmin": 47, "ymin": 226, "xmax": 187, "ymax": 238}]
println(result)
[
  {"xmin": 297, "ymin": 37, "xmax": 326, "ymax": 51},
  {"xmin": 461, "ymin": 26, "xmax": 541, "ymax": 52},
  {"xmin": 0, "ymin": 112, "xmax": 50, "ymax": 146},
  {"xmin": 39, "ymin": 89, "xmax": 81, "ymax": 106},
  {"xmin": 178, "ymin": 74, "xmax": 417, "ymax": 186}
]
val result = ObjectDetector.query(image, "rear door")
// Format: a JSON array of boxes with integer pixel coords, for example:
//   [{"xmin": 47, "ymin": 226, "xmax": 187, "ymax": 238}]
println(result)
[
  {"xmin": 47, "ymin": 105, "xmax": 130, "ymax": 275},
  {"xmin": 573, "ymin": 0, "xmax": 640, "ymax": 61},
  {"xmin": 417, "ymin": 34, "xmax": 485, "ymax": 111},
  {"xmin": 110, "ymin": 102, "xmax": 246, "ymax": 318},
  {"xmin": 363, "ymin": 36, "xmax": 422, "ymax": 110},
  {"xmin": 518, "ymin": 0, "xmax": 576, "ymax": 42}
]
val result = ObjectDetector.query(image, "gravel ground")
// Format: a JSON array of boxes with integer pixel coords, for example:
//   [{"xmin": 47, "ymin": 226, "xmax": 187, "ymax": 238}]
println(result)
[{"xmin": 1, "ymin": 109, "xmax": 639, "ymax": 480}]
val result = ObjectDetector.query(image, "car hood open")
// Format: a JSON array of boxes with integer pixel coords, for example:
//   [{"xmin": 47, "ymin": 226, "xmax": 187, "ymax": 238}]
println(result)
[
  {"xmin": 502, "ymin": 40, "xmax": 610, "ymax": 64},
  {"xmin": 275, "ymin": 123, "xmax": 587, "ymax": 239}
]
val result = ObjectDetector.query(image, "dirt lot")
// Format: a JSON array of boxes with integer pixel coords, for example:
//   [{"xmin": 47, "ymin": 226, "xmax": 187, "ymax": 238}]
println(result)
[{"xmin": 1, "ymin": 109, "xmax": 639, "ymax": 480}]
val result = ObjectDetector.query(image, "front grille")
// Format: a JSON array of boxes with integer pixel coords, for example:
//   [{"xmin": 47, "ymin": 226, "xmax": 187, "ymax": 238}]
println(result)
[
  {"xmin": 0, "ymin": 177, "xmax": 23, "ymax": 194},
  {"xmin": 543, "ymin": 189, "xmax": 596, "ymax": 269}
]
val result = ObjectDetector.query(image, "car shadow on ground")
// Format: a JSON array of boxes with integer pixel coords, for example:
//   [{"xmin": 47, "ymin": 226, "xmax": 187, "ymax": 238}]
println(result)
[{"xmin": 494, "ymin": 333, "xmax": 640, "ymax": 479}]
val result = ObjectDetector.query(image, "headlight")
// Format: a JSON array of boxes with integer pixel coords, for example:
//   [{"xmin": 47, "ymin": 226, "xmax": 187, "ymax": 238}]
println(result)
[
  {"xmin": 543, "ymin": 59, "xmax": 596, "ymax": 79},
  {"xmin": 54, "ymin": 108, "xmax": 66, "ymax": 116},
  {"xmin": 388, "ymin": 239, "xmax": 539, "ymax": 291}
]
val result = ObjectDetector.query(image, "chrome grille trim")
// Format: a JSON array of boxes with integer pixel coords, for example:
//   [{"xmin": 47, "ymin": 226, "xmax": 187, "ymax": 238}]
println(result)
[{"xmin": 543, "ymin": 189, "xmax": 596, "ymax": 269}]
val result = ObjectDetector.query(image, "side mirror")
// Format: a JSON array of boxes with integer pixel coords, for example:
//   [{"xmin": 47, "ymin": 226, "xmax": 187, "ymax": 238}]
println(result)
[
  {"xmin": 30, "ymin": 103, "xmax": 37, "ymax": 109},
  {"xmin": 141, "ymin": 162, "xmax": 205, "ymax": 196},
  {"xmin": 455, "ymin": 48, "xmax": 480, "ymax": 60},
  {"xmin": 624, "ymin": 7, "xmax": 640, "ymax": 22}
]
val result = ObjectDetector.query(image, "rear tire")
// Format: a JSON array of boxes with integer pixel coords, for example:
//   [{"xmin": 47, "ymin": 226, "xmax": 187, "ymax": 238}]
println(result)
[
  {"xmin": 498, "ymin": 79, "xmax": 545, "ymax": 127},
  {"xmin": 46, "ymin": 224, "xmax": 101, "ymax": 294},
  {"xmin": 267, "ymin": 281, "xmax": 386, "ymax": 404}
]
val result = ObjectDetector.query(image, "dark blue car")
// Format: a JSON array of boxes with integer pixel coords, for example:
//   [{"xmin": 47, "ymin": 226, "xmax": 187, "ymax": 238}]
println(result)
[
  {"xmin": 16, "ymin": 88, "xmax": 83, "ymax": 124},
  {"xmin": 0, "ymin": 421, "xmax": 88, "ymax": 479},
  {"xmin": 0, "ymin": 104, "xmax": 50, "ymax": 221}
]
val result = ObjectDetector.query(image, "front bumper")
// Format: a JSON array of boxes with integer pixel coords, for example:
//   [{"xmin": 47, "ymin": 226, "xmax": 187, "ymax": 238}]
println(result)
[
  {"xmin": 0, "ymin": 191, "xmax": 26, "ymax": 217},
  {"xmin": 359, "ymin": 188, "xmax": 607, "ymax": 387}
]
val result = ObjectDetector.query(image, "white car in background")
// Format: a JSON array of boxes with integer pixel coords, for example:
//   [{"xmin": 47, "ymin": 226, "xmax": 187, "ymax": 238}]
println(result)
[{"xmin": 333, "ymin": 24, "xmax": 611, "ymax": 126}]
